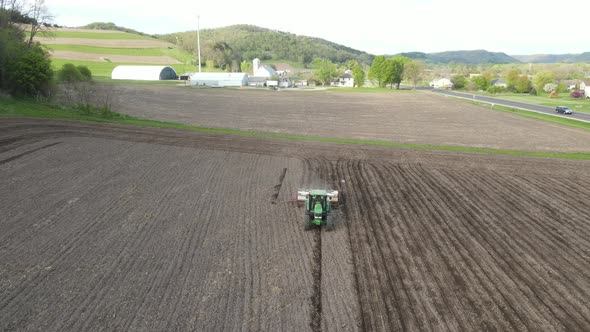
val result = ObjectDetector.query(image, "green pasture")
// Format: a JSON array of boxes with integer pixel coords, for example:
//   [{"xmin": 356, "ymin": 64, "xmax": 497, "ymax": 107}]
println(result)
[
  {"xmin": 50, "ymin": 59, "xmax": 200, "ymax": 77},
  {"xmin": 46, "ymin": 44, "xmax": 165, "ymax": 56}
]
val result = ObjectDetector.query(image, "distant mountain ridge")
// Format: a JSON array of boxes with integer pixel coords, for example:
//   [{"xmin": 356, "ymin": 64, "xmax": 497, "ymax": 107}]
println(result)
[
  {"xmin": 397, "ymin": 50, "xmax": 521, "ymax": 64},
  {"xmin": 77, "ymin": 22, "xmax": 589, "ymax": 65},
  {"xmin": 512, "ymin": 53, "xmax": 590, "ymax": 63}
]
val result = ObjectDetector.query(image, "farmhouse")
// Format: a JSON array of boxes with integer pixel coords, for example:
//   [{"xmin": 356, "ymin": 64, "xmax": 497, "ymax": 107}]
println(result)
[
  {"xmin": 430, "ymin": 78, "xmax": 453, "ymax": 89},
  {"xmin": 561, "ymin": 80, "xmax": 578, "ymax": 91},
  {"xmin": 112, "ymin": 66, "xmax": 178, "ymax": 81},
  {"xmin": 490, "ymin": 79, "xmax": 508, "ymax": 88},
  {"xmin": 331, "ymin": 72, "xmax": 354, "ymax": 87},
  {"xmin": 188, "ymin": 72, "xmax": 248, "ymax": 87}
]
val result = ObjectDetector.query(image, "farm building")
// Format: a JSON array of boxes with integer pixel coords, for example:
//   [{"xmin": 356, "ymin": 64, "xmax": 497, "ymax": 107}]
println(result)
[
  {"xmin": 252, "ymin": 58, "xmax": 277, "ymax": 78},
  {"xmin": 188, "ymin": 72, "xmax": 248, "ymax": 87},
  {"xmin": 490, "ymin": 79, "xmax": 508, "ymax": 88},
  {"xmin": 331, "ymin": 71, "xmax": 354, "ymax": 87},
  {"xmin": 112, "ymin": 66, "xmax": 178, "ymax": 81},
  {"xmin": 430, "ymin": 78, "xmax": 453, "ymax": 89}
]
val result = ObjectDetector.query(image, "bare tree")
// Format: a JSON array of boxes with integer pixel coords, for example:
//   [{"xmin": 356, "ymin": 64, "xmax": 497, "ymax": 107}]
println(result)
[
  {"xmin": 27, "ymin": 0, "xmax": 52, "ymax": 45},
  {"xmin": 404, "ymin": 60, "xmax": 425, "ymax": 88},
  {"xmin": 0, "ymin": 0, "xmax": 24, "ymax": 28}
]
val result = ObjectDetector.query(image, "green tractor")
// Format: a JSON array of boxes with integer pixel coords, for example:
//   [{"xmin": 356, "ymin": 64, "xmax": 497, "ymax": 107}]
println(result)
[{"xmin": 302, "ymin": 189, "xmax": 335, "ymax": 231}]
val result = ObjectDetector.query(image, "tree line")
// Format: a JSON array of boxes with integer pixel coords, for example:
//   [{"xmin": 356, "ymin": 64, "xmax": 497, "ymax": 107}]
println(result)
[
  {"xmin": 1, "ymin": 1, "xmax": 117, "ymax": 113},
  {"xmin": 0, "ymin": 0, "xmax": 53, "ymax": 96}
]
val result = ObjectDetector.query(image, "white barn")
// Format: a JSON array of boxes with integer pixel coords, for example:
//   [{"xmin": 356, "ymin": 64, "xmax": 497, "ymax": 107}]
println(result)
[
  {"xmin": 189, "ymin": 72, "xmax": 248, "ymax": 87},
  {"xmin": 112, "ymin": 66, "xmax": 178, "ymax": 80},
  {"xmin": 252, "ymin": 58, "xmax": 277, "ymax": 78}
]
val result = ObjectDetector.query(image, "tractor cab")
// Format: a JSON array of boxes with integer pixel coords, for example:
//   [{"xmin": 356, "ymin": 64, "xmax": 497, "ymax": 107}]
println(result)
[{"xmin": 303, "ymin": 189, "xmax": 334, "ymax": 230}]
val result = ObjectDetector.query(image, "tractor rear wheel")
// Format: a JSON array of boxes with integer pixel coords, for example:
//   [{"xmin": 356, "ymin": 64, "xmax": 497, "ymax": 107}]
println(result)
[{"xmin": 326, "ymin": 215, "xmax": 334, "ymax": 231}]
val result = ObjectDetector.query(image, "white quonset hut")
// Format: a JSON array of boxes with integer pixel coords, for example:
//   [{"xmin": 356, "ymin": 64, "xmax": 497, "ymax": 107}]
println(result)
[
  {"xmin": 112, "ymin": 66, "xmax": 178, "ymax": 81},
  {"xmin": 189, "ymin": 72, "xmax": 248, "ymax": 87}
]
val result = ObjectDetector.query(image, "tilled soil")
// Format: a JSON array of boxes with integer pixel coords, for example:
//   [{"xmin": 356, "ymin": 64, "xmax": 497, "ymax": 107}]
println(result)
[
  {"xmin": 1, "ymin": 118, "xmax": 590, "ymax": 331},
  {"xmin": 34, "ymin": 38, "xmax": 172, "ymax": 48},
  {"xmin": 109, "ymin": 85, "xmax": 590, "ymax": 152}
]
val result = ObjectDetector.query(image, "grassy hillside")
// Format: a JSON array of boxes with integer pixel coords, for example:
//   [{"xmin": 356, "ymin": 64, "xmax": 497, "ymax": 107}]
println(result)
[
  {"xmin": 399, "ymin": 50, "xmax": 520, "ymax": 64},
  {"xmin": 36, "ymin": 26, "xmax": 208, "ymax": 78},
  {"xmin": 158, "ymin": 24, "xmax": 375, "ymax": 66}
]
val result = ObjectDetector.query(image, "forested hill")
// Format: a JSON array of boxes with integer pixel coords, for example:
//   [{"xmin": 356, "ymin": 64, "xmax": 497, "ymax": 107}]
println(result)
[
  {"xmin": 158, "ymin": 25, "xmax": 374, "ymax": 66},
  {"xmin": 80, "ymin": 22, "xmax": 155, "ymax": 37},
  {"xmin": 512, "ymin": 52, "xmax": 590, "ymax": 63},
  {"xmin": 398, "ymin": 50, "xmax": 521, "ymax": 64}
]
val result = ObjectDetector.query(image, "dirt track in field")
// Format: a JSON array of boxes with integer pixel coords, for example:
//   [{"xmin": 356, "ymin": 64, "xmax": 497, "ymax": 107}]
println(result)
[
  {"xmin": 110, "ymin": 85, "xmax": 590, "ymax": 153},
  {"xmin": 1, "ymin": 118, "xmax": 590, "ymax": 331},
  {"xmin": 49, "ymin": 50, "xmax": 181, "ymax": 64}
]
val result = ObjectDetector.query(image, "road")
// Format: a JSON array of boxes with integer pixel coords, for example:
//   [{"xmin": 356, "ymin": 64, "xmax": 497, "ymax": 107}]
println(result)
[{"xmin": 416, "ymin": 87, "xmax": 590, "ymax": 123}]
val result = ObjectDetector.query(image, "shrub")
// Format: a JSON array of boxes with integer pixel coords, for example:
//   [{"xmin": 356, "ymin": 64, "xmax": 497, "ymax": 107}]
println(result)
[
  {"xmin": 487, "ymin": 86, "xmax": 506, "ymax": 94},
  {"xmin": 77, "ymin": 65, "xmax": 92, "ymax": 80},
  {"xmin": 6, "ymin": 45, "xmax": 53, "ymax": 97},
  {"xmin": 471, "ymin": 76, "xmax": 490, "ymax": 91},
  {"xmin": 57, "ymin": 63, "xmax": 83, "ymax": 82},
  {"xmin": 451, "ymin": 75, "xmax": 466, "ymax": 89},
  {"xmin": 570, "ymin": 90, "xmax": 585, "ymax": 98}
]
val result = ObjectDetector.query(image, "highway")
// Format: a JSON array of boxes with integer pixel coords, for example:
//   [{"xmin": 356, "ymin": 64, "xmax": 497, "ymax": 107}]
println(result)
[{"xmin": 416, "ymin": 87, "xmax": 590, "ymax": 123}]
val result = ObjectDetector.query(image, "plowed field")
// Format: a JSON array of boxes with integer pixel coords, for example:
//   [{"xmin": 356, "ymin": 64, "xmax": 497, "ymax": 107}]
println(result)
[
  {"xmin": 1, "ymin": 118, "xmax": 590, "ymax": 331},
  {"xmin": 110, "ymin": 85, "xmax": 590, "ymax": 152}
]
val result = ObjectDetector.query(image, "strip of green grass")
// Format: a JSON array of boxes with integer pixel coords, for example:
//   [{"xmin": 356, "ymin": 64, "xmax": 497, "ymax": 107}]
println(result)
[
  {"xmin": 468, "ymin": 101, "xmax": 590, "ymax": 132},
  {"xmin": 46, "ymin": 44, "xmax": 165, "ymax": 56},
  {"xmin": 51, "ymin": 59, "xmax": 201, "ymax": 77},
  {"xmin": 498, "ymin": 94, "xmax": 590, "ymax": 114},
  {"xmin": 1, "ymin": 98, "xmax": 589, "ymax": 160},
  {"xmin": 462, "ymin": 91, "xmax": 590, "ymax": 114},
  {"xmin": 326, "ymin": 87, "xmax": 417, "ymax": 93}
]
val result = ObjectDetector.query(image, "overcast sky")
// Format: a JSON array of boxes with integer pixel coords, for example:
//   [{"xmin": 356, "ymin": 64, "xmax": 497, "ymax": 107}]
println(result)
[{"xmin": 46, "ymin": 0, "xmax": 589, "ymax": 55}]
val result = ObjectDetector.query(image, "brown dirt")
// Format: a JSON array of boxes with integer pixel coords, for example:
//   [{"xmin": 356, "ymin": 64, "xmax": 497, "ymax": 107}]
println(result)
[
  {"xmin": 54, "ymin": 28, "xmax": 126, "ymax": 34},
  {"xmin": 49, "ymin": 50, "xmax": 180, "ymax": 64},
  {"xmin": 109, "ymin": 85, "xmax": 590, "ymax": 153},
  {"xmin": 34, "ymin": 37, "xmax": 172, "ymax": 48},
  {"xmin": 1, "ymin": 118, "xmax": 590, "ymax": 331}
]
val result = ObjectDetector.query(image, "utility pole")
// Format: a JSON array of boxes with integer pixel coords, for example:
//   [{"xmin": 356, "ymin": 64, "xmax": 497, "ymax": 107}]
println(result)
[{"xmin": 197, "ymin": 14, "xmax": 202, "ymax": 72}]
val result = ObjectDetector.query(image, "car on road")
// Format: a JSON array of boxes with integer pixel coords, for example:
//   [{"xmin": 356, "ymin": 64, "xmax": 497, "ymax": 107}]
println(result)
[{"xmin": 556, "ymin": 106, "xmax": 573, "ymax": 114}]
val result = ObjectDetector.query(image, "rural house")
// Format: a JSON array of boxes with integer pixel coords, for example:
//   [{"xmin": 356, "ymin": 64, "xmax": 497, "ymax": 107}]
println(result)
[
  {"xmin": 561, "ymin": 80, "xmax": 578, "ymax": 91},
  {"xmin": 331, "ymin": 71, "xmax": 354, "ymax": 87},
  {"xmin": 490, "ymin": 79, "xmax": 508, "ymax": 88},
  {"xmin": 429, "ymin": 78, "xmax": 453, "ymax": 89}
]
